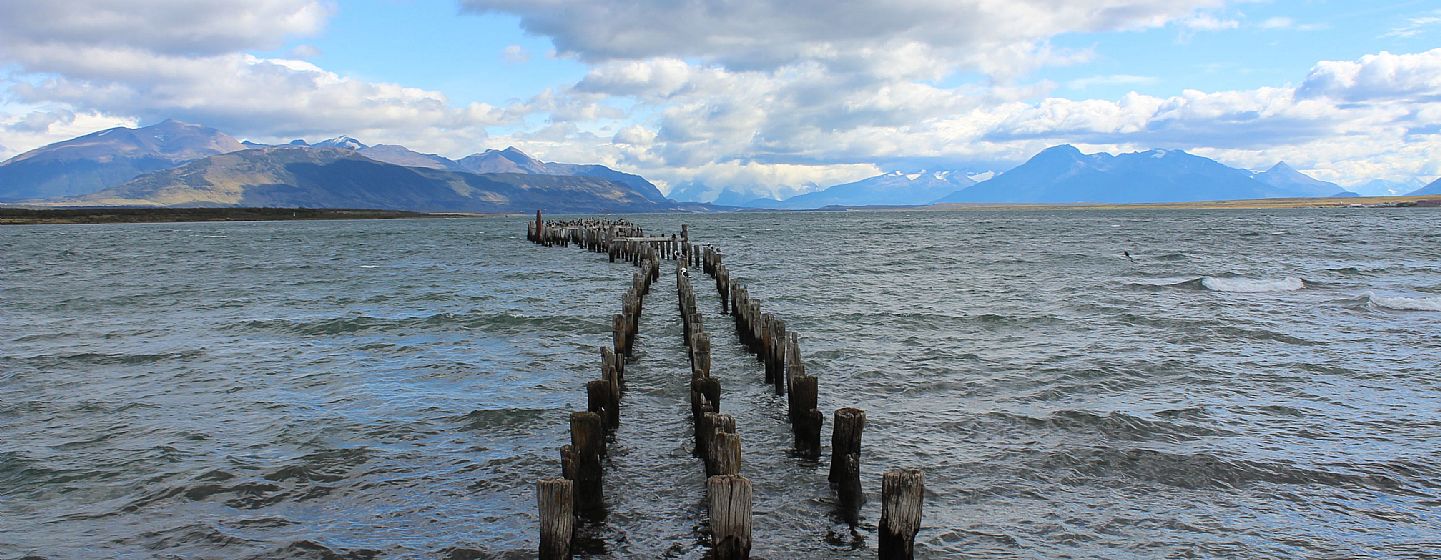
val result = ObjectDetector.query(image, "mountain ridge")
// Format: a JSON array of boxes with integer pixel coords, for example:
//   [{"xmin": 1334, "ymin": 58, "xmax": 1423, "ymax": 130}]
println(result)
[
  {"xmin": 938, "ymin": 146, "xmax": 1345, "ymax": 204},
  {"xmin": 0, "ymin": 119, "xmax": 244, "ymax": 201},
  {"xmin": 79, "ymin": 146, "xmax": 679, "ymax": 213}
]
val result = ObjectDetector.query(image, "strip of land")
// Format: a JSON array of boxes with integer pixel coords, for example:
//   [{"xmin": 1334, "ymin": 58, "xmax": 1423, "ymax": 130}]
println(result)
[
  {"xmin": 0, "ymin": 207, "xmax": 481, "ymax": 225},
  {"xmin": 926, "ymin": 194, "xmax": 1441, "ymax": 211}
]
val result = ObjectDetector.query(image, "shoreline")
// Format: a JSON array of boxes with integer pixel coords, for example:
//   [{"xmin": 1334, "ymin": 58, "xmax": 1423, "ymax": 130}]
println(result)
[
  {"xmin": 0, "ymin": 207, "xmax": 503, "ymax": 225},
  {"xmin": 5, "ymin": 193, "xmax": 1438, "ymax": 225}
]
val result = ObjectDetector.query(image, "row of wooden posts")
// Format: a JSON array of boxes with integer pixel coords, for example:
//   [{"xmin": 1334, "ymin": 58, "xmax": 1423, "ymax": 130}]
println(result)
[
  {"xmin": 527, "ymin": 211, "xmax": 922, "ymax": 559},
  {"xmin": 533, "ymin": 215, "xmax": 660, "ymax": 560},
  {"xmin": 678, "ymin": 254, "xmax": 752, "ymax": 557},
  {"xmin": 700, "ymin": 245, "xmax": 920, "ymax": 557}
]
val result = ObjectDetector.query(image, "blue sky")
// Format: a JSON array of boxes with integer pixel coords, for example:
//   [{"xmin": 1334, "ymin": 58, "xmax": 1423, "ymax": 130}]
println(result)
[{"xmin": 1, "ymin": 0, "xmax": 1439, "ymax": 199}]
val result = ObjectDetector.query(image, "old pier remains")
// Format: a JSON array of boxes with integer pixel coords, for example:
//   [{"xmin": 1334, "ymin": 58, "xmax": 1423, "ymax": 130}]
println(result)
[{"xmin": 526, "ymin": 211, "xmax": 924, "ymax": 558}]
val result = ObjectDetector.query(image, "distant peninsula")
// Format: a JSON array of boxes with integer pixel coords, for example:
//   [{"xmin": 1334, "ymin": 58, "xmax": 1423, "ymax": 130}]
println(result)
[{"xmin": 0, "ymin": 207, "xmax": 467, "ymax": 225}]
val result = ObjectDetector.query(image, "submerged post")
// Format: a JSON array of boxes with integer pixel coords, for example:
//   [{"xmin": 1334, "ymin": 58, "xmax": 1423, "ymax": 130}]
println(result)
[
  {"xmin": 831, "ymin": 407, "xmax": 866, "ymax": 521},
  {"xmin": 879, "ymin": 469, "xmax": 924, "ymax": 560},
  {"xmin": 537, "ymin": 478, "xmax": 574, "ymax": 560},
  {"xmin": 708, "ymin": 474, "xmax": 753, "ymax": 560},
  {"xmin": 570, "ymin": 411, "xmax": 606, "ymax": 517}
]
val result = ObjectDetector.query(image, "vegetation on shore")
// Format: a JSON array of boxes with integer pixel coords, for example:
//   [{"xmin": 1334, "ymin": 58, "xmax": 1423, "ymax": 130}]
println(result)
[{"xmin": 0, "ymin": 207, "xmax": 462, "ymax": 225}]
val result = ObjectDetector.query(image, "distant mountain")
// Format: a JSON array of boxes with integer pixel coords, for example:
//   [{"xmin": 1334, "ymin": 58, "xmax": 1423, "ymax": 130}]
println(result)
[
  {"xmin": 938, "ymin": 145, "xmax": 1330, "ymax": 204},
  {"xmin": 454, "ymin": 147, "xmax": 667, "ymax": 202},
  {"xmin": 0, "ymin": 119, "xmax": 243, "ymax": 201},
  {"xmin": 1348, "ymin": 178, "xmax": 1421, "ymax": 197},
  {"xmin": 765, "ymin": 170, "xmax": 975, "ymax": 209},
  {"xmin": 1410, "ymin": 178, "xmax": 1441, "ymax": 195},
  {"xmin": 78, "ymin": 147, "xmax": 678, "ymax": 212},
  {"xmin": 1252, "ymin": 162, "xmax": 1350, "ymax": 197},
  {"xmin": 312, "ymin": 136, "xmax": 367, "ymax": 150},
  {"xmin": 456, "ymin": 147, "xmax": 551, "ymax": 174},
  {"xmin": 358, "ymin": 144, "xmax": 460, "ymax": 171}
]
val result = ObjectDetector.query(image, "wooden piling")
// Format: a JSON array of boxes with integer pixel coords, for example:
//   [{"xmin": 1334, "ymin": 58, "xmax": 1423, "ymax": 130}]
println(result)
[
  {"xmin": 831, "ymin": 407, "xmax": 866, "ymax": 520},
  {"xmin": 569, "ymin": 411, "xmax": 605, "ymax": 517},
  {"xmin": 587, "ymin": 379, "xmax": 617, "ymax": 432},
  {"xmin": 839, "ymin": 454, "xmax": 863, "ymax": 524},
  {"xmin": 711, "ymin": 431, "xmax": 742, "ymax": 477},
  {"xmin": 707, "ymin": 475, "xmax": 753, "ymax": 560},
  {"xmin": 537, "ymin": 478, "xmax": 574, "ymax": 560},
  {"xmin": 829, "ymin": 408, "xmax": 865, "ymax": 482},
  {"xmin": 879, "ymin": 469, "xmax": 925, "ymax": 560}
]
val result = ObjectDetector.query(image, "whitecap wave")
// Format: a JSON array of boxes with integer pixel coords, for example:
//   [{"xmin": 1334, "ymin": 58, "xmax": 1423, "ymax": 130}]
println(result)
[
  {"xmin": 1200, "ymin": 276, "xmax": 1305, "ymax": 293},
  {"xmin": 1368, "ymin": 293, "xmax": 1441, "ymax": 312}
]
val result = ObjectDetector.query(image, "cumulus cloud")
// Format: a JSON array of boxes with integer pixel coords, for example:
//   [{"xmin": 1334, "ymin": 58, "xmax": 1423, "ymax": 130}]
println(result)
[
  {"xmin": 462, "ymin": 0, "xmax": 1223, "ymax": 79},
  {"xmin": 0, "ymin": 0, "xmax": 521, "ymax": 157},
  {"xmin": 1298, "ymin": 49, "xmax": 1441, "ymax": 102},
  {"xmin": 0, "ymin": 0, "xmax": 330, "ymax": 57},
  {"xmin": 1, "ymin": 0, "xmax": 1437, "ymax": 201},
  {"xmin": 542, "ymin": 46, "xmax": 1441, "ymax": 199}
]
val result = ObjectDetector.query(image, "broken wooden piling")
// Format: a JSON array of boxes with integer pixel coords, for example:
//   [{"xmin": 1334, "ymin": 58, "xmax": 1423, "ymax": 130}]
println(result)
[
  {"xmin": 879, "ymin": 469, "xmax": 925, "ymax": 560},
  {"xmin": 569, "ymin": 411, "xmax": 606, "ymax": 518},
  {"xmin": 707, "ymin": 474, "xmax": 753, "ymax": 560},
  {"xmin": 831, "ymin": 407, "xmax": 866, "ymax": 521},
  {"xmin": 537, "ymin": 478, "xmax": 575, "ymax": 560}
]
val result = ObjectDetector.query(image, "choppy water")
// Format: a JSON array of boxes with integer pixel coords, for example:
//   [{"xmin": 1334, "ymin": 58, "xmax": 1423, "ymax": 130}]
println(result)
[{"xmin": 2, "ymin": 209, "xmax": 1439, "ymax": 559}]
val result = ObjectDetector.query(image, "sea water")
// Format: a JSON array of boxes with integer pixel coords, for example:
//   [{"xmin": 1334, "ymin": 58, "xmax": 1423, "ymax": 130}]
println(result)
[{"xmin": 2, "ymin": 209, "xmax": 1438, "ymax": 558}]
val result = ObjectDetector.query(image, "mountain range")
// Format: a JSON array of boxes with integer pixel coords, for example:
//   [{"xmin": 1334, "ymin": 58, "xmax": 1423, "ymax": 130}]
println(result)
[
  {"xmin": 0, "ymin": 120, "xmax": 675, "ymax": 212},
  {"xmin": 82, "ymin": 147, "xmax": 672, "ymax": 212},
  {"xmin": 1411, "ymin": 177, "xmax": 1441, "ymax": 195},
  {"xmin": 1, "ymin": 120, "xmax": 1431, "ymax": 212},
  {"xmin": 0, "ymin": 119, "xmax": 244, "ymax": 201},
  {"xmin": 746, "ymin": 170, "xmax": 977, "ymax": 209},
  {"xmin": 936, "ymin": 146, "xmax": 1354, "ymax": 204}
]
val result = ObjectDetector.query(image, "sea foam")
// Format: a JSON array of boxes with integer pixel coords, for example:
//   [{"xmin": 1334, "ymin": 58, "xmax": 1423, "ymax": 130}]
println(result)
[
  {"xmin": 1368, "ymin": 293, "xmax": 1441, "ymax": 312},
  {"xmin": 1200, "ymin": 276, "xmax": 1305, "ymax": 293}
]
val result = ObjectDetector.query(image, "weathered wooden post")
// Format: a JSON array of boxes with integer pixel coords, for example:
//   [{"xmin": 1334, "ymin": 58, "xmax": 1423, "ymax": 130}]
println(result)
[
  {"xmin": 831, "ymin": 407, "xmax": 866, "ymax": 521},
  {"xmin": 830, "ymin": 408, "xmax": 865, "ymax": 481},
  {"xmin": 879, "ymin": 469, "xmax": 924, "ymax": 560},
  {"xmin": 612, "ymin": 313, "xmax": 626, "ymax": 358},
  {"xmin": 587, "ymin": 379, "xmax": 617, "ymax": 432},
  {"xmin": 570, "ymin": 411, "xmax": 606, "ymax": 517},
  {"xmin": 711, "ymin": 431, "xmax": 742, "ymax": 476},
  {"xmin": 537, "ymin": 478, "xmax": 574, "ymax": 560},
  {"xmin": 708, "ymin": 474, "xmax": 753, "ymax": 560}
]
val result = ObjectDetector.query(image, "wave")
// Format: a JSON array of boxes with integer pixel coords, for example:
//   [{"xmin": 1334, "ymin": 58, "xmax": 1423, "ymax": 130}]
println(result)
[
  {"xmin": 1368, "ymin": 293, "xmax": 1441, "ymax": 312},
  {"xmin": 1127, "ymin": 276, "xmax": 1305, "ymax": 293},
  {"xmin": 230, "ymin": 311, "xmax": 602, "ymax": 336},
  {"xmin": 1201, "ymin": 276, "xmax": 1305, "ymax": 293}
]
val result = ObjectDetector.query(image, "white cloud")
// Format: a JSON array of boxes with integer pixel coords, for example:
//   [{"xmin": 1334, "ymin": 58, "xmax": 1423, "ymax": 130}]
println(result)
[
  {"xmin": 0, "ymin": 1, "xmax": 331, "ymax": 56},
  {"xmin": 0, "ymin": 1, "xmax": 523, "ymax": 158},
  {"xmin": 463, "ymin": 0, "xmax": 1223, "ymax": 80},
  {"xmin": 1181, "ymin": 14, "xmax": 1240, "ymax": 31},
  {"xmin": 1298, "ymin": 48, "xmax": 1441, "ymax": 102},
  {"xmin": 1260, "ymin": 17, "xmax": 1295, "ymax": 29},
  {"xmin": 1, "ymin": 0, "xmax": 1438, "ymax": 203},
  {"xmin": 1065, "ymin": 74, "xmax": 1158, "ymax": 91},
  {"xmin": 502, "ymin": 44, "xmax": 530, "ymax": 63},
  {"xmin": 1384, "ymin": 10, "xmax": 1441, "ymax": 39},
  {"xmin": 0, "ymin": 109, "xmax": 137, "ymax": 160}
]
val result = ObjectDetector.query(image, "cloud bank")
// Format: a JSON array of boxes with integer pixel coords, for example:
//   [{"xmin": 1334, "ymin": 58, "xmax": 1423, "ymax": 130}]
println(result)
[{"xmin": 1, "ymin": 0, "xmax": 1438, "ymax": 198}]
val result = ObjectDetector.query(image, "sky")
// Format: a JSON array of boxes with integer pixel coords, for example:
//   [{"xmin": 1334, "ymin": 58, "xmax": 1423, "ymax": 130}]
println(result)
[{"xmin": 0, "ymin": 0, "xmax": 1439, "ymax": 200}]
